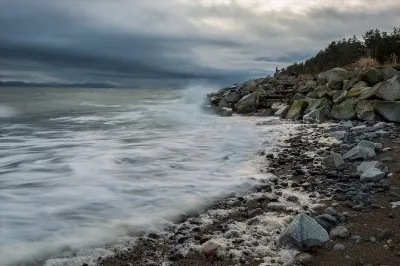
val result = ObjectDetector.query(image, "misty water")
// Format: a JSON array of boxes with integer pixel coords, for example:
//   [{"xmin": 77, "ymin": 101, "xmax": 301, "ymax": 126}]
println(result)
[{"xmin": 0, "ymin": 87, "xmax": 288, "ymax": 266}]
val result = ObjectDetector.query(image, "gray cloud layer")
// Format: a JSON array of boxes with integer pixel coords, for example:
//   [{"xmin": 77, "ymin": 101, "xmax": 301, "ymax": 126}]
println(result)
[{"xmin": 1, "ymin": 0, "xmax": 399, "ymax": 87}]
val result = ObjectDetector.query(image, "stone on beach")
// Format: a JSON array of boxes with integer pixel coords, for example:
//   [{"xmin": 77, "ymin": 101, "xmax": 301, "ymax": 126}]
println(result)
[
  {"xmin": 279, "ymin": 213, "xmax": 329, "ymax": 250},
  {"xmin": 323, "ymin": 152, "xmax": 344, "ymax": 169},
  {"xmin": 314, "ymin": 214, "xmax": 338, "ymax": 231},
  {"xmin": 343, "ymin": 145, "xmax": 376, "ymax": 160},
  {"xmin": 329, "ymin": 226, "xmax": 349, "ymax": 239},
  {"xmin": 357, "ymin": 161, "xmax": 387, "ymax": 173},
  {"xmin": 360, "ymin": 168, "xmax": 386, "ymax": 182}
]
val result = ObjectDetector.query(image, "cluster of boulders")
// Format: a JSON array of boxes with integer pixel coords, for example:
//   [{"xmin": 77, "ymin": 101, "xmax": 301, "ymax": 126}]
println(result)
[{"xmin": 207, "ymin": 67, "xmax": 400, "ymax": 123}]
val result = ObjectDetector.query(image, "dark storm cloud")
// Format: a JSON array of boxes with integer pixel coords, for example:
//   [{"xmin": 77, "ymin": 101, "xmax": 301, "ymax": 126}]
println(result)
[{"xmin": 0, "ymin": 0, "xmax": 399, "ymax": 86}]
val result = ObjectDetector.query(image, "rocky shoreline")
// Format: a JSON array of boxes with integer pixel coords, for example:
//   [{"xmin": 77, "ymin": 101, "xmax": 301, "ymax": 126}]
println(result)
[
  {"xmin": 97, "ymin": 119, "xmax": 400, "ymax": 266},
  {"xmin": 97, "ymin": 66, "xmax": 400, "ymax": 266}
]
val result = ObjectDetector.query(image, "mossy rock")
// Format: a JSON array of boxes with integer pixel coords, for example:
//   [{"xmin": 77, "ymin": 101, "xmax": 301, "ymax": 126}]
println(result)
[
  {"xmin": 331, "ymin": 99, "xmax": 357, "ymax": 120},
  {"xmin": 355, "ymin": 100, "xmax": 375, "ymax": 121},
  {"xmin": 285, "ymin": 99, "xmax": 309, "ymax": 120},
  {"xmin": 347, "ymin": 87, "xmax": 368, "ymax": 97}
]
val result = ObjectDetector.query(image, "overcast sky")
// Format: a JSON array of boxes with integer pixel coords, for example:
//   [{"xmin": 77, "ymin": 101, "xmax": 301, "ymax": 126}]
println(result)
[{"xmin": 0, "ymin": 0, "xmax": 399, "ymax": 87}]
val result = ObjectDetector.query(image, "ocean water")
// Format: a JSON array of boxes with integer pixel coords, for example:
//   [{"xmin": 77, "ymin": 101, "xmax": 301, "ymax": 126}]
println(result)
[{"xmin": 0, "ymin": 86, "xmax": 288, "ymax": 266}]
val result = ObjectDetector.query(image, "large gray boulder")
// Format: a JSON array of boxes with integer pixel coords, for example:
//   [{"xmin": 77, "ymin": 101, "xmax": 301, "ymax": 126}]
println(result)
[
  {"xmin": 286, "ymin": 99, "xmax": 308, "ymax": 120},
  {"xmin": 331, "ymin": 99, "xmax": 356, "ymax": 120},
  {"xmin": 279, "ymin": 213, "xmax": 329, "ymax": 250},
  {"xmin": 314, "ymin": 85, "xmax": 332, "ymax": 98},
  {"xmin": 210, "ymin": 96, "xmax": 221, "ymax": 105},
  {"xmin": 323, "ymin": 152, "xmax": 344, "ymax": 168},
  {"xmin": 290, "ymin": 93, "xmax": 306, "ymax": 103},
  {"xmin": 298, "ymin": 80, "xmax": 317, "ymax": 93},
  {"xmin": 274, "ymin": 104, "xmax": 290, "ymax": 118},
  {"xmin": 222, "ymin": 90, "xmax": 241, "ymax": 103},
  {"xmin": 355, "ymin": 100, "xmax": 375, "ymax": 121},
  {"xmin": 372, "ymin": 101, "xmax": 400, "ymax": 122},
  {"xmin": 347, "ymin": 86, "xmax": 369, "ymax": 98},
  {"xmin": 332, "ymin": 90, "xmax": 348, "ymax": 104},
  {"xmin": 303, "ymin": 107, "xmax": 326, "ymax": 123},
  {"xmin": 353, "ymin": 80, "xmax": 370, "ymax": 89},
  {"xmin": 243, "ymin": 79, "xmax": 257, "ymax": 93},
  {"xmin": 382, "ymin": 67, "xmax": 398, "ymax": 81},
  {"xmin": 219, "ymin": 107, "xmax": 233, "ymax": 117},
  {"xmin": 235, "ymin": 92, "xmax": 259, "ymax": 114},
  {"xmin": 374, "ymin": 75, "xmax": 400, "ymax": 101},
  {"xmin": 319, "ymin": 68, "xmax": 348, "ymax": 90},
  {"xmin": 304, "ymin": 97, "xmax": 332, "ymax": 116},
  {"xmin": 358, "ymin": 86, "xmax": 378, "ymax": 100},
  {"xmin": 362, "ymin": 68, "xmax": 383, "ymax": 85}
]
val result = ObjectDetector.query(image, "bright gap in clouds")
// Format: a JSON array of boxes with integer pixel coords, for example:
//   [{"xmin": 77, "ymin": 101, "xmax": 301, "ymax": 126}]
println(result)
[{"xmin": 179, "ymin": 0, "xmax": 368, "ymax": 12}]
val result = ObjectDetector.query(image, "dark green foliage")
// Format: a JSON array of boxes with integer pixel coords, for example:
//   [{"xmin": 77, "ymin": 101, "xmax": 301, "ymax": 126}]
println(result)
[{"xmin": 282, "ymin": 27, "xmax": 400, "ymax": 74}]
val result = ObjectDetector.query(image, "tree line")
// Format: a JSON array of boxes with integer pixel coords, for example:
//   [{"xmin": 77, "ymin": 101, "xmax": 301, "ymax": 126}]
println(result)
[{"xmin": 282, "ymin": 27, "xmax": 400, "ymax": 74}]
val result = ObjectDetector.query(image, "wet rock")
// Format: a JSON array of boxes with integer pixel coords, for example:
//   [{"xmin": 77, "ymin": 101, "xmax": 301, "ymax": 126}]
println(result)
[
  {"xmin": 222, "ymin": 90, "xmax": 241, "ymax": 103},
  {"xmin": 148, "ymin": 233, "xmax": 160, "ymax": 239},
  {"xmin": 350, "ymin": 235, "xmax": 362, "ymax": 244},
  {"xmin": 324, "ymin": 207, "xmax": 339, "ymax": 217},
  {"xmin": 333, "ymin": 243, "xmax": 346, "ymax": 252},
  {"xmin": 303, "ymin": 107, "xmax": 326, "ymax": 123},
  {"xmin": 295, "ymin": 253, "xmax": 314, "ymax": 265},
  {"xmin": 219, "ymin": 107, "xmax": 233, "ymax": 117},
  {"xmin": 329, "ymin": 226, "xmax": 350, "ymax": 239},
  {"xmin": 202, "ymin": 242, "xmax": 221, "ymax": 257},
  {"xmin": 373, "ymin": 121, "xmax": 387, "ymax": 130},
  {"xmin": 323, "ymin": 152, "xmax": 344, "ymax": 169},
  {"xmin": 254, "ymin": 109, "xmax": 274, "ymax": 117},
  {"xmin": 376, "ymin": 229, "xmax": 394, "ymax": 241},
  {"xmin": 210, "ymin": 96, "xmax": 221, "ymax": 105},
  {"xmin": 343, "ymin": 145, "xmax": 376, "ymax": 160},
  {"xmin": 314, "ymin": 215, "xmax": 338, "ymax": 231},
  {"xmin": 279, "ymin": 213, "xmax": 329, "ymax": 250},
  {"xmin": 360, "ymin": 168, "xmax": 386, "ymax": 182},
  {"xmin": 352, "ymin": 205, "xmax": 364, "ymax": 211}
]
